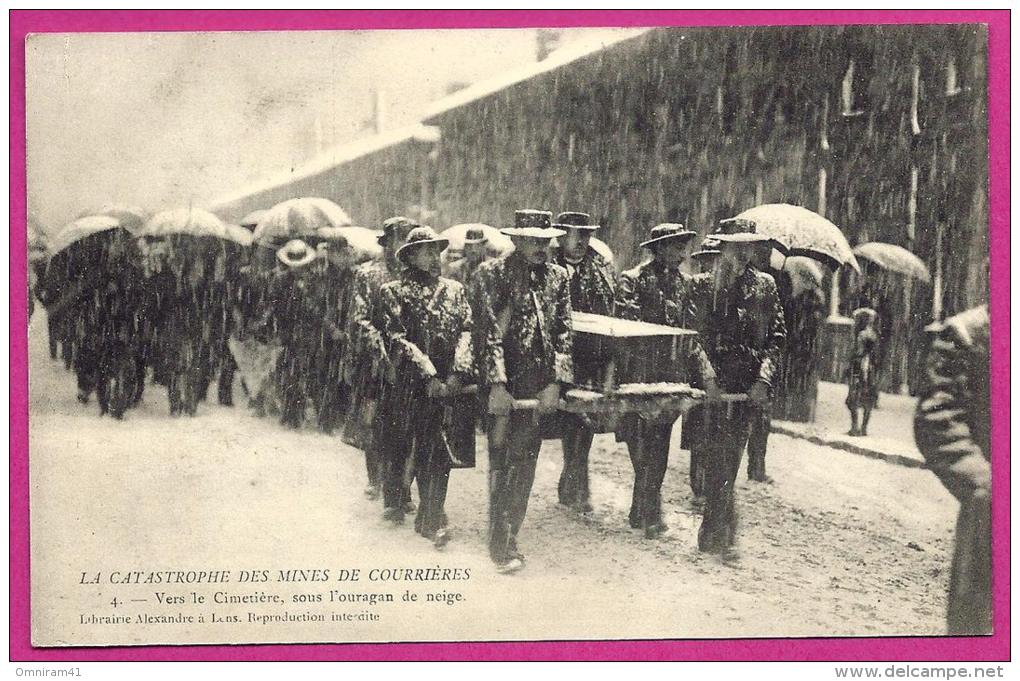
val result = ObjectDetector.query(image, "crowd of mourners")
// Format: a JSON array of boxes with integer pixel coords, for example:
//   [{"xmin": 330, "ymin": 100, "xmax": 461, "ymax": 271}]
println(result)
[
  {"xmin": 32, "ymin": 204, "xmax": 992, "ymax": 633},
  {"xmin": 34, "ymin": 206, "xmax": 792, "ymax": 570}
]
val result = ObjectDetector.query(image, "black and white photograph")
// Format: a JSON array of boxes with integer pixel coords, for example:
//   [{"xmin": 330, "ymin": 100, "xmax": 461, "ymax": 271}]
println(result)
[{"xmin": 24, "ymin": 22, "xmax": 993, "ymax": 646}]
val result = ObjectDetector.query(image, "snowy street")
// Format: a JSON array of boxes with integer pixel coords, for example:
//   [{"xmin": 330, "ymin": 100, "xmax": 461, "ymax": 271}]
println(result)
[{"xmin": 28, "ymin": 309, "xmax": 958, "ymax": 645}]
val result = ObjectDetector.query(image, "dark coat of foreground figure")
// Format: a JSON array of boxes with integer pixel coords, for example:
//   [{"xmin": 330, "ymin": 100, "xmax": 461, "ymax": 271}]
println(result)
[
  {"xmin": 473, "ymin": 248, "xmax": 573, "ymax": 568},
  {"xmin": 380, "ymin": 266, "xmax": 475, "ymax": 540},
  {"xmin": 914, "ymin": 304, "xmax": 992, "ymax": 635}
]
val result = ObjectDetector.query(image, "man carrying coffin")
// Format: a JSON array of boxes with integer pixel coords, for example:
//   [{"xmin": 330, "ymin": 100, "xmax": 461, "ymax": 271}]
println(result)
[
  {"xmin": 473, "ymin": 210, "xmax": 573, "ymax": 574},
  {"xmin": 617, "ymin": 224, "xmax": 714, "ymax": 538},
  {"xmin": 551, "ymin": 210, "xmax": 616, "ymax": 513}
]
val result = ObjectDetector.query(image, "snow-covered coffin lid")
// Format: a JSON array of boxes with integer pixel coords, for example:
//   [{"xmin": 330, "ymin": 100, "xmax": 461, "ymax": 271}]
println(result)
[{"xmin": 568, "ymin": 312, "xmax": 698, "ymax": 390}]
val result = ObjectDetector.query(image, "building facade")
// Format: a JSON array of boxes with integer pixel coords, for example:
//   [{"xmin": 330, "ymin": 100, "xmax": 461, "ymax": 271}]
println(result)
[{"xmin": 212, "ymin": 24, "xmax": 989, "ymax": 395}]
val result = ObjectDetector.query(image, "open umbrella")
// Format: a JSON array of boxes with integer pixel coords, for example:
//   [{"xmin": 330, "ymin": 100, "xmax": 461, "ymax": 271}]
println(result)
[
  {"xmin": 732, "ymin": 203, "xmax": 860, "ymax": 272},
  {"xmin": 317, "ymin": 226, "xmax": 383, "ymax": 262},
  {"xmin": 224, "ymin": 223, "xmax": 254, "ymax": 247},
  {"xmin": 253, "ymin": 197, "xmax": 352, "ymax": 243},
  {"xmin": 28, "ymin": 213, "xmax": 50, "ymax": 264},
  {"xmin": 49, "ymin": 215, "xmax": 123, "ymax": 256},
  {"xmin": 139, "ymin": 207, "xmax": 230, "ymax": 240},
  {"xmin": 44, "ymin": 216, "xmax": 136, "ymax": 315},
  {"xmin": 853, "ymin": 242, "xmax": 930, "ymax": 283},
  {"xmin": 440, "ymin": 223, "xmax": 514, "ymax": 257},
  {"xmin": 239, "ymin": 209, "xmax": 267, "ymax": 230},
  {"xmin": 79, "ymin": 204, "xmax": 148, "ymax": 232}
]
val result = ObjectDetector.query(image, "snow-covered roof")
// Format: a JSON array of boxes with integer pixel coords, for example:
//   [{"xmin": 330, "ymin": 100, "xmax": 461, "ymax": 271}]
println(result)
[
  {"xmin": 208, "ymin": 123, "xmax": 440, "ymax": 211},
  {"xmin": 421, "ymin": 28, "xmax": 650, "ymax": 123},
  {"xmin": 209, "ymin": 28, "xmax": 650, "ymax": 212}
]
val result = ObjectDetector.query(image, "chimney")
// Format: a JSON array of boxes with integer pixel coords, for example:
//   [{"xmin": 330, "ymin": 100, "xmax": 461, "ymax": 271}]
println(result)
[{"xmin": 536, "ymin": 29, "xmax": 562, "ymax": 61}]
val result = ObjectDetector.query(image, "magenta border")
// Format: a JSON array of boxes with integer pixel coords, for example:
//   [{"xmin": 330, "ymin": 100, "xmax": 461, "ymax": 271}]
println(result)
[{"xmin": 9, "ymin": 10, "xmax": 1009, "ymax": 662}]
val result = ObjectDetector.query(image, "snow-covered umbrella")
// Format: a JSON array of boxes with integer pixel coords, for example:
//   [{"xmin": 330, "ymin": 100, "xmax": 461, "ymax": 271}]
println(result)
[
  {"xmin": 853, "ymin": 242, "xmax": 931, "ymax": 283},
  {"xmin": 732, "ymin": 203, "xmax": 860, "ymax": 273},
  {"xmin": 239, "ymin": 209, "xmax": 267, "ymax": 230},
  {"xmin": 253, "ymin": 197, "xmax": 352, "ymax": 243},
  {"xmin": 78, "ymin": 204, "xmax": 148, "ymax": 232},
  {"xmin": 28, "ymin": 213, "xmax": 50, "ymax": 264},
  {"xmin": 440, "ymin": 223, "xmax": 513, "ymax": 256},
  {"xmin": 316, "ymin": 226, "xmax": 383, "ymax": 263},
  {"xmin": 224, "ymin": 223, "xmax": 254, "ymax": 247},
  {"xmin": 45, "ymin": 215, "xmax": 136, "ymax": 311},
  {"xmin": 49, "ymin": 215, "xmax": 124, "ymax": 256},
  {"xmin": 138, "ymin": 207, "xmax": 231, "ymax": 240}
]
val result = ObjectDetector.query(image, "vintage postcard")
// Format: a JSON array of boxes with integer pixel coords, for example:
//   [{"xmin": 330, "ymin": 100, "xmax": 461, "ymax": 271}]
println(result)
[{"xmin": 15, "ymin": 11, "xmax": 1007, "ymax": 658}]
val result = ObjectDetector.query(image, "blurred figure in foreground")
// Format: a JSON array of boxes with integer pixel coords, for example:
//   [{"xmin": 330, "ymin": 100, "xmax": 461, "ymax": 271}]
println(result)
[{"xmin": 914, "ymin": 304, "xmax": 992, "ymax": 635}]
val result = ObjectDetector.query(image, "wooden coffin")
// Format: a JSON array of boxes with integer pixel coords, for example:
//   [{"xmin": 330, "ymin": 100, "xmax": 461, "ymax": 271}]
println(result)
[{"xmin": 569, "ymin": 311, "xmax": 698, "ymax": 392}]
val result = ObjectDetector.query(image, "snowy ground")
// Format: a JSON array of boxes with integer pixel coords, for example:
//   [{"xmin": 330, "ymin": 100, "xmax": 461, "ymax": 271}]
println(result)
[{"xmin": 27, "ymin": 310, "xmax": 958, "ymax": 646}]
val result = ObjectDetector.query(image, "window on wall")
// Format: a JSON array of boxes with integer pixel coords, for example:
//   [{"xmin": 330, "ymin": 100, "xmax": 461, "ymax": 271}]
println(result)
[
  {"xmin": 945, "ymin": 57, "xmax": 963, "ymax": 97},
  {"xmin": 841, "ymin": 60, "xmax": 864, "ymax": 117},
  {"xmin": 840, "ymin": 44, "xmax": 873, "ymax": 118}
]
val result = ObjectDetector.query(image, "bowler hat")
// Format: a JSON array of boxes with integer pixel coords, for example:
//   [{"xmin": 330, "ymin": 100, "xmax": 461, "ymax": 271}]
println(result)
[
  {"xmin": 691, "ymin": 237, "xmax": 723, "ymax": 260},
  {"xmin": 276, "ymin": 239, "xmax": 318, "ymax": 268},
  {"xmin": 710, "ymin": 217, "xmax": 773, "ymax": 244},
  {"xmin": 396, "ymin": 226, "xmax": 449, "ymax": 264},
  {"xmin": 377, "ymin": 216, "xmax": 420, "ymax": 246},
  {"xmin": 500, "ymin": 209, "xmax": 565, "ymax": 239},
  {"xmin": 639, "ymin": 223, "xmax": 698, "ymax": 249},
  {"xmin": 464, "ymin": 227, "xmax": 488, "ymax": 244},
  {"xmin": 556, "ymin": 211, "xmax": 600, "ymax": 230}
]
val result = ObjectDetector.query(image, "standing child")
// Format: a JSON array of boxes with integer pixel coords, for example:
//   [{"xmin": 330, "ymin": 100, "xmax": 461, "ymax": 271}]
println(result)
[{"xmin": 847, "ymin": 307, "xmax": 881, "ymax": 436}]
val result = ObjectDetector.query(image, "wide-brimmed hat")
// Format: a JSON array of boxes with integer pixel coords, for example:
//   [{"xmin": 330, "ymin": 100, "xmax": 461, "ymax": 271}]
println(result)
[
  {"xmin": 276, "ymin": 238, "xmax": 318, "ymax": 268},
  {"xmin": 464, "ymin": 227, "xmax": 488, "ymax": 244},
  {"xmin": 639, "ymin": 223, "xmax": 698, "ymax": 249},
  {"xmin": 710, "ymin": 217, "xmax": 774, "ymax": 244},
  {"xmin": 396, "ymin": 226, "xmax": 450, "ymax": 264},
  {"xmin": 377, "ymin": 216, "xmax": 421, "ymax": 246},
  {"xmin": 500, "ymin": 209, "xmax": 565, "ymax": 239},
  {"xmin": 556, "ymin": 211, "xmax": 600, "ymax": 231},
  {"xmin": 691, "ymin": 237, "xmax": 723, "ymax": 260}
]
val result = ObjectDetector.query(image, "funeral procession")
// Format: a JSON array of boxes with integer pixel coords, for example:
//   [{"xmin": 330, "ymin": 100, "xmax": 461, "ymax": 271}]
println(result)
[{"xmin": 27, "ymin": 24, "xmax": 991, "ymax": 639}]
